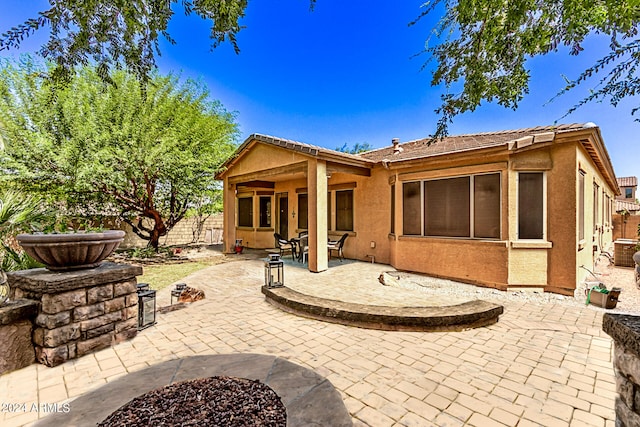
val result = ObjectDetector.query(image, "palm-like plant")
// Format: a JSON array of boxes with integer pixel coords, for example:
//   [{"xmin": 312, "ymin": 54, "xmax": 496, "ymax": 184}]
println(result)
[{"xmin": 0, "ymin": 190, "xmax": 46, "ymax": 271}]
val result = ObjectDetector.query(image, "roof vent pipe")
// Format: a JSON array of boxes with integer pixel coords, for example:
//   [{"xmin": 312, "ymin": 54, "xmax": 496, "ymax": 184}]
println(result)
[{"xmin": 392, "ymin": 138, "xmax": 402, "ymax": 154}]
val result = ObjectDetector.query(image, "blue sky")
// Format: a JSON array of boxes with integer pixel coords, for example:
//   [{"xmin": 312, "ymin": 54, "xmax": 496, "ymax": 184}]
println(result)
[{"xmin": 1, "ymin": 1, "xmax": 639, "ymax": 178}]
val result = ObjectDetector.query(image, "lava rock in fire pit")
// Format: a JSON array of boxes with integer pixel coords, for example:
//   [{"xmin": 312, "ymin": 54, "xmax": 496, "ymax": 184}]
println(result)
[{"xmin": 98, "ymin": 376, "xmax": 286, "ymax": 427}]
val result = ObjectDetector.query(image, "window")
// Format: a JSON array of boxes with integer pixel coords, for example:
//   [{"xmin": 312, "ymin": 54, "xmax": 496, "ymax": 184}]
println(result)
[
  {"xmin": 238, "ymin": 197, "xmax": 253, "ymax": 227},
  {"xmin": 518, "ymin": 172, "xmax": 544, "ymax": 239},
  {"xmin": 425, "ymin": 177, "xmax": 470, "ymax": 237},
  {"xmin": 593, "ymin": 183, "xmax": 599, "ymax": 231},
  {"xmin": 298, "ymin": 194, "xmax": 308, "ymax": 229},
  {"xmin": 327, "ymin": 192, "xmax": 332, "ymax": 230},
  {"xmin": 626, "ymin": 187, "xmax": 633, "ymax": 198},
  {"xmin": 474, "ymin": 174, "xmax": 501, "ymax": 239},
  {"xmin": 402, "ymin": 173, "xmax": 501, "ymax": 239},
  {"xmin": 259, "ymin": 196, "xmax": 272, "ymax": 227},
  {"xmin": 578, "ymin": 171, "xmax": 585, "ymax": 241},
  {"xmin": 390, "ymin": 184, "xmax": 395, "ymax": 234},
  {"xmin": 335, "ymin": 190, "xmax": 354, "ymax": 231},
  {"xmin": 403, "ymin": 182, "xmax": 421, "ymax": 235}
]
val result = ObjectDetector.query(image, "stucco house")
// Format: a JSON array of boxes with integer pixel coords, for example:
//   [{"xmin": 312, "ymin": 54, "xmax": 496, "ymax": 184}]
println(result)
[
  {"xmin": 615, "ymin": 176, "xmax": 640, "ymax": 214},
  {"xmin": 216, "ymin": 123, "xmax": 619, "ymax": 295}
]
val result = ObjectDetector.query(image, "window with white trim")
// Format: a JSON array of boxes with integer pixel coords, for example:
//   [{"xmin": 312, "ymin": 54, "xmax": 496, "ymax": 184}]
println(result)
[
  {"xmin": 518, "ymin": 172, "xmax": 544, "ymax": 239},
  {"xmin": 402, "ymin": 173, "xmax": 501, "ymax": 239}
]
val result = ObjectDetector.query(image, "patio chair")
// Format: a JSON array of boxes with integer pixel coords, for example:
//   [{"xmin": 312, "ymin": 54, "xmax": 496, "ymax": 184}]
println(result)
[
  {"xmin": 298, "ymin": 235, "xmax": 309, "ymax": 263},
  {"xmin": 274, "ymin": 233, "xmax": 296, "ymax": 260},
  {"xmin": 327, "ymin": 233, "xmax": 348, "ymax": 262}
]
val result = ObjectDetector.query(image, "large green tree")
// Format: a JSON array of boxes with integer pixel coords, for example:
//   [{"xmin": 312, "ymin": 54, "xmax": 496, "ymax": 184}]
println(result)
[
  {"xmin": 0, "ymin": 0, "xmax": 249, "ymax": 85},
  {"xmin": 0, "ymin": 57, "xmax": 239, "ymax": 249},
  {"xmin": 417, "ymin": 0, "xmax": 640, "ymax": 136}
]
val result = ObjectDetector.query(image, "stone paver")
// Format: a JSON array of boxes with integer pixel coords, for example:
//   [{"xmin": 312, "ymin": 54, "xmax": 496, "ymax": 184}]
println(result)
[{"xmin": 0, "ymin": 255, "xmax": 628, "ymax": 426}]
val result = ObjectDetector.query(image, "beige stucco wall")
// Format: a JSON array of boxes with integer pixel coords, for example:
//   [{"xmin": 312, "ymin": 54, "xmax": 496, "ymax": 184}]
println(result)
[
  {"xmin": 575, "ymin": 143, "xmax": 615, "ymax": 286},
  {"xmin": 225, "ymin": 143, "xmax": 312, "ymax": 250},
  {"xmin": 385, "ymin": 153, "xmax": 511, "ymax": 288},
  {"xmin": 220, "ymin": 134, "xmax": 617, "ymax": 294},
  {"xmin": 506, "ymin": 148, "xmax": 552, "ymax": 287}
]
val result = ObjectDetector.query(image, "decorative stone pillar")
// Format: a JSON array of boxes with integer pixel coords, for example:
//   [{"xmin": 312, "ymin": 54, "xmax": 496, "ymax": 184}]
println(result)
[
  {"xmin": 0, "ymin": 299, "xmax": 38, "ymax": 374},
  {"xmin": 7, "ymin": 262, "xmax": 143, "ymax": 367},
  {"xmin": 603, "ymin": 314, "xmax": 640, "ymax": 426}
]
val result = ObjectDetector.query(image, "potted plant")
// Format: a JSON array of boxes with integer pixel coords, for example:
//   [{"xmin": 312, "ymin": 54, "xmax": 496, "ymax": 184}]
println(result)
[
  {"xmin": 16, "ymin": 224, "xmax": 125, "ymax": 271},
  {"xmin": 234, "ymin": 239, "xmax": 244, "ymax": 254}
]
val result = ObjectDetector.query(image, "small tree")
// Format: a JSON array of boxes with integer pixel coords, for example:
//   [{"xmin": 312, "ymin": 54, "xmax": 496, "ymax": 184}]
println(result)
[
  {"xmin": 0, "ymin": 57, "xmax": 239, "ymax": 249},
  {"xmin": 335, "ymin": 142, "xmax": 372, "ymax": 154}
]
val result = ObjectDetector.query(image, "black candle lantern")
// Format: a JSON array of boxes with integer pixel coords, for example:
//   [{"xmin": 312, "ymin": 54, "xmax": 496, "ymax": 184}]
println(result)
[
  {"xmin": 171, "ymin": 283, "xmax": 187, "ymax": 305},
  {"xmin": 264, "ymin": 253, "xmax": 284, "ymax": 288},
  {"xmin": 137, "ymin": 284, "xmax": 156, "ymax": 330}
]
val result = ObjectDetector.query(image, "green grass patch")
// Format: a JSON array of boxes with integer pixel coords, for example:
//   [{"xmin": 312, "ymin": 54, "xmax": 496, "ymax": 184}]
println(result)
[{"xmin": 139, "ymin": 259, "xmax": 221, "ymax": 291}]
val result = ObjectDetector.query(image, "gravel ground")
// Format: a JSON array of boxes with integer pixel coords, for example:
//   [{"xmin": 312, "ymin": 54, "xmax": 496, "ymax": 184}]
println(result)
[{"xmin": 387, "ymin": 256, "xmax": 640, "ymax": 315}]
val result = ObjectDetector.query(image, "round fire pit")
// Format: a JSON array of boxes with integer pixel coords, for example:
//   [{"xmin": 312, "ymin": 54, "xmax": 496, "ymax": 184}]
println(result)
[
  {"xmin": 17, "ymin": 230, "xmax": 125, "ymax": 271},
  {"xmin": 98, "ymin": 376, "xmax": 286, "ymax": 427}
]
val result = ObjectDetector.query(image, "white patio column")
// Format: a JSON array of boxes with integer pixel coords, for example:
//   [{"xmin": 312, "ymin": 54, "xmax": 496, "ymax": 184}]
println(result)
[
  {"xmin": 223, "ymin": 178, "xmax": 236, "ymax": 254},
  {"xmin": 308, "ymin": 159, "xmax": 328, "ymax": 272}
]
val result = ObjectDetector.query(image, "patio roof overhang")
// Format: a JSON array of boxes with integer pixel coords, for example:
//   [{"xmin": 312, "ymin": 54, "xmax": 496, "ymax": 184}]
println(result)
[{"xmin": 216, "ymin": 134, "xmax": 374, "ymax": 181}]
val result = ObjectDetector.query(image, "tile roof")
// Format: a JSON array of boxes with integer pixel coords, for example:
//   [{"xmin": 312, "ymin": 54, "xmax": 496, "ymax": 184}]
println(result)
[
  {"xmin": 359, "ymin": 124, "xmax": 588, "ymax": 163},
  {"xmin": 616, "ymin": 199, "xmax": 640, "ymax": 212},
  {"xmin": 249, "ymin": 133, "xmax": 375, "ymax": 164},
  {"xmin": 617, "ymin": 176, "xmax": 638, "ymax": 187}
]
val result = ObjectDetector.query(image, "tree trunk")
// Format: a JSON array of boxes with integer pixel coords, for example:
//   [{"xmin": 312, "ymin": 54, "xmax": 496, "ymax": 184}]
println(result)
[{"xmin": 146, "ymin": 209, "xmax": 167, "ymax": 250}]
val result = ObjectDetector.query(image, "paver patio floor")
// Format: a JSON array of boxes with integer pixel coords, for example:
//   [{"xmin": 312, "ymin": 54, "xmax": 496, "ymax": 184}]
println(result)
[{"xmin": 0, "ymin": 256, "xmax": 623, "ymax": 426}]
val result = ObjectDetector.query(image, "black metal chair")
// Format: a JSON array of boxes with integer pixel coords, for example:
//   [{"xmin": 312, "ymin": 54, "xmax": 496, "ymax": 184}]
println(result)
[
  {"xmin": 327, "ymin": 233, "xmax": 348, "ymax": 262},
  {"xmin": 274, "ymin": 233, "xmax": 296, "ymax": 260}
]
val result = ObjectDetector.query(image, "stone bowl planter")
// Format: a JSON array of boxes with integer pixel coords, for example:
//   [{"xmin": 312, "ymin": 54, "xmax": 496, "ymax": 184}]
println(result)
[{"xmin": 16, "ymin": 230, "xmax": 125, "ymax": 271}]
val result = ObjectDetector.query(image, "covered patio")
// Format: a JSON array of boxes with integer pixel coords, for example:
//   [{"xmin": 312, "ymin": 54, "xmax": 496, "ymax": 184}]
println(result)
[{"xmin": 216, "ymin": 134, "xmax": 374, "ymax": 272}]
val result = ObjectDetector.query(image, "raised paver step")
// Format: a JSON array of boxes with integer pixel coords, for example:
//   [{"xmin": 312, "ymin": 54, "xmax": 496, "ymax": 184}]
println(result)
[{"xmin": 262, "ymin": 285, "xmax": 504, "ymax": 331}]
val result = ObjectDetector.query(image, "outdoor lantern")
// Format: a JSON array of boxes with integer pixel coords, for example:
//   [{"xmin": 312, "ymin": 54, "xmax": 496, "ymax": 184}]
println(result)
[
  {"xmin": 137, "ymin": 285, "xmax": 156, "ymax": 330},
  {"xmin": 171, "ymin": 282, "xmax": 187, "ymax": 305},
  {"xmin": 264, "ymin": 253, "xmax": 284, "ymax": 288}
]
